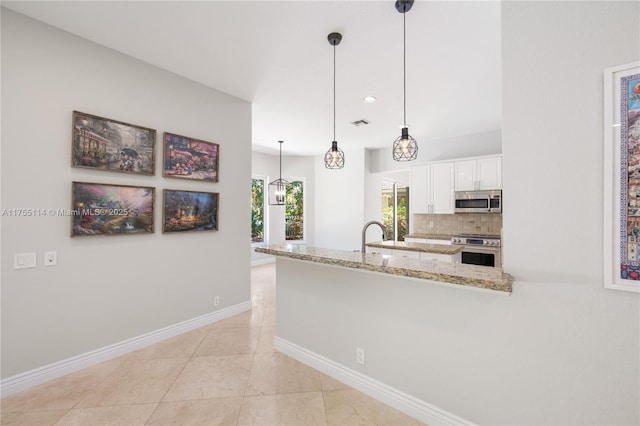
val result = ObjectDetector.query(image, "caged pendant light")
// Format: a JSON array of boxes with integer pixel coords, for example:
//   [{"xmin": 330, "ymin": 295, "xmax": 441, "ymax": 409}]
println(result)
[
  {"xmin": 324, "ymin": 32, "xmax": 345, "ymax": 169},
  {"xmin": 268, "ymin": 140, "xmax": 291, "ymax": 206},
  {"xmin": 392, "ymin": 0, "xmax": 418, "ymax": 162}
]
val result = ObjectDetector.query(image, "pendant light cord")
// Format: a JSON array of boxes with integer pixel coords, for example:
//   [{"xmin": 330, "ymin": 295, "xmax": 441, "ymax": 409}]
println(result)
[
  {"xmin": 403, "ymin": 10, "xmax": 407, "ymax": 127},
  {"xmin": 333, "ymin": 43, "xmax": 336, "ymax": 142},
  {"xmin": 279, "ymin": 141, "xmax": 282, "ymax": 180}
]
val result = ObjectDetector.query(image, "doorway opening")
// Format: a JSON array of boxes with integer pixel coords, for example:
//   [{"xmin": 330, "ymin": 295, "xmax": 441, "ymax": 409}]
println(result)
[{"xmin": 382, "ymin": 182, "xmax": 409, "ymax": 242}]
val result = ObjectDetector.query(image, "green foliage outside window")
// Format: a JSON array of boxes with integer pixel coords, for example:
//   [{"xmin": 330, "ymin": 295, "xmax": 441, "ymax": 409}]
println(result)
[
  {"xmin": 286, "ymin": 180, "xmax": 304, "ymax": 240},
  {"xmin": 251, "ymin": 178, "xmax": 264, "ymax": 242},
  {"xmin": 382, "ymin": 186, "xmax": 408, "ymax": 241}
]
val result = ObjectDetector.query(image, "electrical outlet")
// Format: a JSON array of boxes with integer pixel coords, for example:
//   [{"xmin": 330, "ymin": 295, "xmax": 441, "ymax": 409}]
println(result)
[
  {"xmin": 356, "ymin": 347, "xmax": 365, "ymax": 365},
  {"xmin": 44, "ymin": 251, "xmax": 57, "ymax": 266},
  {"xmin": 213, "ymin": 296, "xmax": 220, "ymax": 307},
  {"xmin": 428, "ymin": 221, "xmax": 434, "ymax": 228}
]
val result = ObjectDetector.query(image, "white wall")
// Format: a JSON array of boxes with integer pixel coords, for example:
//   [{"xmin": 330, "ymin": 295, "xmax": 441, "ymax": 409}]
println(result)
[
  {"xmin": 275, "ymin": 2, "xmax": 640, "ymax": 424},
  {"xmin": 314, "ymin": 147, "xmax": 365, "ymax": 251},
  {"xmin": 1, "ymin": 10, "xmax": 252, "ymax": 379}
]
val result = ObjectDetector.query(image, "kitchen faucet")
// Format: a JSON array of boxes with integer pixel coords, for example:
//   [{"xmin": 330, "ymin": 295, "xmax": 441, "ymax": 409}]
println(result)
[{"xmin": 361, "ymin": 220, "xmax": 387, "ymax": 254}]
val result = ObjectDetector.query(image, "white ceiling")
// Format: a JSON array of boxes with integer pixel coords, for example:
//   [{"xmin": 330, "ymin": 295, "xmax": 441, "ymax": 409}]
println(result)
[{"xmin": 3, "ymin": 0, "xmax": 502, "ymax": 157}]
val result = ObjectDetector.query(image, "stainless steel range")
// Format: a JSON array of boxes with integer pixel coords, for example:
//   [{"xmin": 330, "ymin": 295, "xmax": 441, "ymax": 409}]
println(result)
[{"xmin": 451, "ymin": 234, "xmax": 501, "ymax": 267}]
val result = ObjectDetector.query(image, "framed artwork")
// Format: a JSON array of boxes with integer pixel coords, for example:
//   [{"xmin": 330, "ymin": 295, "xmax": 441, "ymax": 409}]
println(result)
[
  {"xmin": 163, "ymin": 189, "xmax": 219, "ymax": 233},
  {"xmin": 71, "ymin": 182, "xmax": 155, "ymax": 237},
  {"xmin": 72, "ymin": 111, "xmax": 156, "ymax": 175},
  {"xmin": 604, "ymin": 61, "xmax": 640, "ymax": 292},
  {"xmin": 163, "ymin": 132, "xmax": 219, "ymax": 182}
]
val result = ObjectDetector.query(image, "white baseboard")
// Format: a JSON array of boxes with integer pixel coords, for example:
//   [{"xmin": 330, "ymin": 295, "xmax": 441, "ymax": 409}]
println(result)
[
  {"xmin": 274, "ymin": 337, "xmax": 474, "ymax": 426},
  {"xmin": 0, "ymin": 300, "xmax": 252, "ymax": 398}
]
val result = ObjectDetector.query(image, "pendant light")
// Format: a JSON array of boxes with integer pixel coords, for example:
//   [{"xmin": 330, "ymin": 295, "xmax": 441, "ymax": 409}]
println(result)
[
  {"xmin": 324, "ymin": 32, "xmax": 345, "ymax": 169},
  {"xmin": 268, "ymin": 140, "xmax": 290, "ymax": 205},
  {"xmin": 392, "ymin": 0, "xmax": 418, "ymax": 162}
]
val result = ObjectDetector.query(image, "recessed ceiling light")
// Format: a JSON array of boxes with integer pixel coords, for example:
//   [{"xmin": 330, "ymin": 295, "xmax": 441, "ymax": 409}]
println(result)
[{"xmin": 362, "ymin": 96, "xmax": 376, "ymax": 103}]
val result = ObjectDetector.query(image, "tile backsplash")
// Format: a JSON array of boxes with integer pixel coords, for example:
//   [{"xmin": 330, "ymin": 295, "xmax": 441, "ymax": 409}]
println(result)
[{"xmin": 413, "ymin": 213, "xmax": 502, "ymax": 236}]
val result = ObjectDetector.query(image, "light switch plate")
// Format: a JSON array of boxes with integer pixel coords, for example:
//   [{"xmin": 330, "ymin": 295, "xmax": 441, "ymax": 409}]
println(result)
[{"xmin": 14, "ymin": 252, "xmax": 37, "ymax": 269}]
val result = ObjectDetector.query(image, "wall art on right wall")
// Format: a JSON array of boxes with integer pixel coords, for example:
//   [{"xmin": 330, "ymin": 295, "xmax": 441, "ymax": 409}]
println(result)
[{"xmin": 604, "ymin": 61, "xmax": 640, "ymax": 292}]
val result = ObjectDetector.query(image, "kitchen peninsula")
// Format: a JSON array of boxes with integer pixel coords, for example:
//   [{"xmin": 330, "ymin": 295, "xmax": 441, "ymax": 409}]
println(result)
[
  {"xmin": 256, "ymin": 243, "xmax": 513, "ymax": 424},
  {"xmin": 255, "ymin": 244, "xmax": 512, "ymax": 293}
]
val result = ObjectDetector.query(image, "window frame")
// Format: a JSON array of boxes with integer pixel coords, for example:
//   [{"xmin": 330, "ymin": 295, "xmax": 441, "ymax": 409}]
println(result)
[
  {"xmin": 284, "ymin": 177, "xmax": 306, "ymax": 243},
  {"xmin": 251, "ymin": 175, "xmax": 268, "ymax": 246}
]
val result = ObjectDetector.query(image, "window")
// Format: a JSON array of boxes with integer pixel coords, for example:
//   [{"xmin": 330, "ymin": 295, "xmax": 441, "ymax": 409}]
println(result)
[
  {"xmin": 251, "ymin": 177, "xmax": 265, "ymax": 243},
  {"xmin": 285, "ymin": 179, "xmax": 304, "ymax": 241},
  {"xmin": 382, "ymin": 183, "xmax": 409, "ymax": 241}
]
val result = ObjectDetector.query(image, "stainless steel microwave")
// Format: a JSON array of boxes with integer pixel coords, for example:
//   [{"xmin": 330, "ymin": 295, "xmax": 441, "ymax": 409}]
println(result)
[{"xmin": 455, "ymin": 190, "xmax": 502, "ymax": 213}]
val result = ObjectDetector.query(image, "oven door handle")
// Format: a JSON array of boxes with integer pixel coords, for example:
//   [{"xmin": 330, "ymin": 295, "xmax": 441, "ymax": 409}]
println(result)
[{"xmin": 462, "ymin": 245, "xmax": 500, "ymax": 254}]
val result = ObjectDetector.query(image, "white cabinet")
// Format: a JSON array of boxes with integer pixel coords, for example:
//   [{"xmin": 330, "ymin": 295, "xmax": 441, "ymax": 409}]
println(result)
[
  {"xmin": 454, "ymin": 156, "xmax": 502, "ymax": 191},
  {"xmin": 420, "ymin": 251, "xmax": 461, "ymax": 263},
  {"xmin": 410, "ymin": 162, "xmax": 455, "ymax": 215},
  {"xmin": 431, "ymin": 163, "xmax": 455, "ymax": 213},
  {"xmin": 410, "ymin": 165, "xmax": 429, "ymax": 214},
  {"xmin": 369, "ymin": 248, "xmax": 420, "ymax": 259}
]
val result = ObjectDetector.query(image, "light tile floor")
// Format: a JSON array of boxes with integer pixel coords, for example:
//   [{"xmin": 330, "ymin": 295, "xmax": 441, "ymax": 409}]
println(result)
[{"xmin": 1, "ymin": 264, "xmax": 424, "ymax": 425}]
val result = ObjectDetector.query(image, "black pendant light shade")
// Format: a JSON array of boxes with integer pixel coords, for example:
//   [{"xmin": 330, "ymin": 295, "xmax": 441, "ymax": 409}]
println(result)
[
  {"xmin": 325, "ymin": 141, "xmax": 345, "ymax": 169},
  {"xmin": 393, "ymin": 127, "xmax": 418, "ymax": 161},
  {"xmin": 392, "ymin": 0, "xmax": 418, "ymax": 162},
  {"xmin": 324, "ymin": 32, "xmax": 345, "ymax": 169},
  {"xmin": 268, "ymin": 140, "xmax": 291, "ymax": 206}
]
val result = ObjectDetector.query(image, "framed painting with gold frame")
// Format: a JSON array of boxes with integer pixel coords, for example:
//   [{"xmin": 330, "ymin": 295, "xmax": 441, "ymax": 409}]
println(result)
[
  {"xmin": 163, "ymin": 133, "xmax": 219, "ymax": 182},
  {"xmin": 71, "ymin": 182, "xmax": 155, "ymax": 237},
  {"xmin": 72, "ymin": 111, "xmax": 156, "ymax": 175}
]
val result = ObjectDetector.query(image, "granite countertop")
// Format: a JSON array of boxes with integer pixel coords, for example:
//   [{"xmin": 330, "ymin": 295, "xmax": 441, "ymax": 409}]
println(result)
[
  {"xmin": 255, "ymin": 244, "xmax": 512, "ymax": 294},
  {"xmin": 366, "ymin": 240, "xmax": 463, "ymax": 255},
  {"xmin": 404, "ymin": 233, "xmax": 454, "ymax": 240}
]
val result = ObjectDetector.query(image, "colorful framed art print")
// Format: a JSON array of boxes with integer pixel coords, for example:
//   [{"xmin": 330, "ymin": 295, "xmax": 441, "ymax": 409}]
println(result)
[{"xmin": 604, "ymin": 61, "xmax": 640, "ymax": 292}]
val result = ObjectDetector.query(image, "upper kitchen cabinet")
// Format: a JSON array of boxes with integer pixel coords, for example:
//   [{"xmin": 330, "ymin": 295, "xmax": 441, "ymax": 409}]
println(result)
[
  {"xmin": 454, "ymin": 156, "xmax": 502, "ymax": 191},
  {"xmin": 410, "ymin": 162, "xmax": 455, "ymax": 214}
]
